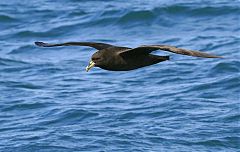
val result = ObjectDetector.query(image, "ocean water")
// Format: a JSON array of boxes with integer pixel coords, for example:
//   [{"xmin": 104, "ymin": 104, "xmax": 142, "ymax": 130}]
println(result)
[{"xmin": 0, "ymin": 0, "xmax": 239, "ymax": 151}]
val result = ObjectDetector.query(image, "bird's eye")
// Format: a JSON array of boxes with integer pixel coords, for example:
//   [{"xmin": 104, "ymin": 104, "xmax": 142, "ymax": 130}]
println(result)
[{"xmin": 92, "ymin": 57, "xmax": 100, "ymax": 61}]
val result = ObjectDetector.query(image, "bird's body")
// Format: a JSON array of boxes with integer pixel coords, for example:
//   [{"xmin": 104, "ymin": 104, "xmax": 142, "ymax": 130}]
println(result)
[
  {"xmin": 93, "ymin": 48, "xmax": 169, "ymax": 71},
  {"xmin": 35, "ymin": 41, "xmax": 222, "ymax": 72}
]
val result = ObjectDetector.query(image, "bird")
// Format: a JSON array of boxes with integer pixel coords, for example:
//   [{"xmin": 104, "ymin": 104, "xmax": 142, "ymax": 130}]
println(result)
[{"xmin": 35, "ymin": 41, "xmax": 222, "ymax": 72}]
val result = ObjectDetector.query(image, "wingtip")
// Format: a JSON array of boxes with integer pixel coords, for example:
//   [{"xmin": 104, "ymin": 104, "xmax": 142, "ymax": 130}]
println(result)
[
  {"xmin": 35, "ymin": 41, "xmax": 46, "ymax": 47},
  {"xmin": 211, "ymin": 55, "xmax": 224, "ymax": 59}
]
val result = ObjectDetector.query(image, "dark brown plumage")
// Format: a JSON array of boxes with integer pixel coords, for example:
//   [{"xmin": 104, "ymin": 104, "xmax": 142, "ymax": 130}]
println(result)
[{"xmin": 35, "ymin": 41, "xmax": 222, "ymax": 71}]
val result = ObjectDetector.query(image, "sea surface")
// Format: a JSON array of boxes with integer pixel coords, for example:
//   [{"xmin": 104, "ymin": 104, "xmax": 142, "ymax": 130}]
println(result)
[{"xmin": 0, "ymin": 0, "xmax": 239, "ymax": 151}]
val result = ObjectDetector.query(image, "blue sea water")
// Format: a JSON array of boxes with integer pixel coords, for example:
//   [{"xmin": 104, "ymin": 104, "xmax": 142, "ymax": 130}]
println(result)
[{"xmin": 0, "ymin": 0, "xmax": 239, "ymax": 151}]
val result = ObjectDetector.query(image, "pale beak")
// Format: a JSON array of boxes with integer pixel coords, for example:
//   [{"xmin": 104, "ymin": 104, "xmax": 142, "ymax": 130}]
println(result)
[{"xmin": 86, "ymin": 60, "xmax": 95, "ymax": 72}]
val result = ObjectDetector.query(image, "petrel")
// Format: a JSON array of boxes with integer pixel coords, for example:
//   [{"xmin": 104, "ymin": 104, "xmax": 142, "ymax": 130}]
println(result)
[{"xmin": 35, "ymin": 41, "xmax": 221, "ymax": 72}]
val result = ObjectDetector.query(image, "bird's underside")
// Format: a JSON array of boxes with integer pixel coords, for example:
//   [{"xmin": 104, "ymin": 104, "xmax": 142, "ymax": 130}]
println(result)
[
  {"xmin": 35, "ymin": 41, "xmax": 222, "ymax": 71},
  {"xmin": 100, "ymin": 54, "xmax": 170, "ymax": 71}
]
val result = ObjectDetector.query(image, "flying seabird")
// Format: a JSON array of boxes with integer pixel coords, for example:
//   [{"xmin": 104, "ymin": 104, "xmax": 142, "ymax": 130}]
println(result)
[{"xmin": 35, "ymin": 41, "xmax": 222, "ymax": 72}]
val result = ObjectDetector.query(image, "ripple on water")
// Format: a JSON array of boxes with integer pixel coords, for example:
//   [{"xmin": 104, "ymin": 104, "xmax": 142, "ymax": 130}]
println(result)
[{"xmin": 39, "ymin": 108, "xmax": 99, "ymax": 126}]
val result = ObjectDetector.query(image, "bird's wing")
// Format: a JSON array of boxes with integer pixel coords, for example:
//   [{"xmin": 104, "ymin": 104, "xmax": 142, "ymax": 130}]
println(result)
[
  {"xmin": 35, "ymin": 41, "xmax": 115, "ymax": 50},
  {"xmin": 119, "ymin": 45, "xmax": 222, "ymax": 58}
]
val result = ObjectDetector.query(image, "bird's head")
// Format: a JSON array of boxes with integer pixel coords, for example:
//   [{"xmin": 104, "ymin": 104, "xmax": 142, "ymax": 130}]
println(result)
[{"xmin": 86, "ymin": 51, "xmax": 107, "ymax": 72}]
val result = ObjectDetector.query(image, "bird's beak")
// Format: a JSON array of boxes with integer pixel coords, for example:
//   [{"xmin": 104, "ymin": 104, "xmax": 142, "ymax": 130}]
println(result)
[{"xmin": 86, "ymin": 60, "xmax": 95, "ymax": 72}]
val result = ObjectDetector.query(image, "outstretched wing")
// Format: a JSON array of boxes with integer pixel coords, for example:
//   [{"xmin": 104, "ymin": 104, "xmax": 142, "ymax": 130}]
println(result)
[
  {"xmin": 35, "ymin": 41, "xmax": 115, "ymax": 50},
  {"xmin": 119, "ymin": 45, "xmax": 222, "ymax": 58}
]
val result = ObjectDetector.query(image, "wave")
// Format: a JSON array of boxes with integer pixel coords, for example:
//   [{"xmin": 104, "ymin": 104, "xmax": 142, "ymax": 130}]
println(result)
[
  {"xmin": 153, "ymin": 5, "xmax": 240, "ymax": 16},
  {"xmin": 13, "ymin": 30, "xmax": 62, "ymax": 38},
  {"xmin": 212, "ymin": 61, "xmax": 240, "ymax": 74},
  {"xmin": 39, "ymin": 108, "xmax": 99, "ymax": 126},
  {"xmin": 117, "ymin": 10, "xmax": 155, "ymax": 23},
  {"xmin": 0, "ymin": 80, "xmax": 45, "ymax": 90},
  {"xmin": 0, "ymin": 57, "xmax": 28, "ymax": 66},
  {"xmin": 190, "ymin": 137, "xmax": 239, "ymax": 148},
  {"xmin": 1, "ymin": 101, "xmax": 51, "ymax": 112},
  {"xmin": 8, "ymin": 45, "xmax": 35, "ymax": 54},
  {"xmin": 78, "ymin": 5, "xmax": 240, "ymax": 27},
  {"xmin": 7, "ymin": 4, "xmax": 239, "ymax": 39},
  {"xmin": 0, "ymin": 14, "xmax": 17, "ymax": 22},
  {"xmin": 102, "ymin": 5, "xmax": 240, "ymax": 23}
]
